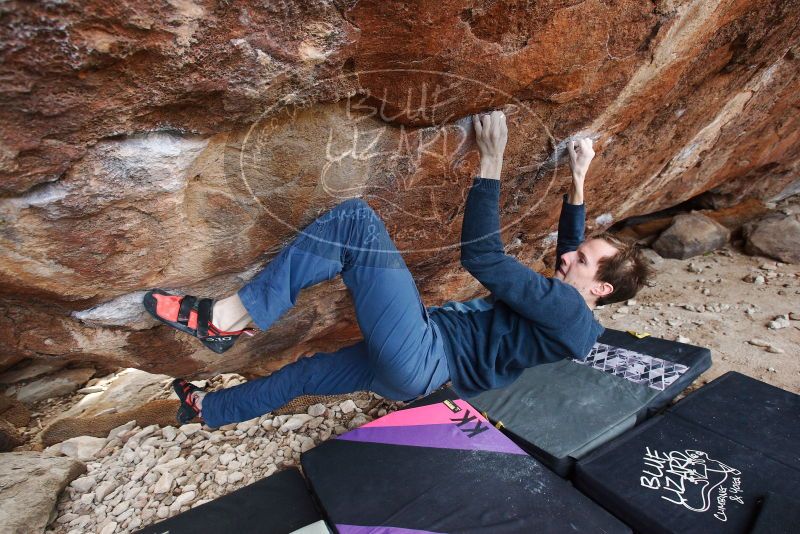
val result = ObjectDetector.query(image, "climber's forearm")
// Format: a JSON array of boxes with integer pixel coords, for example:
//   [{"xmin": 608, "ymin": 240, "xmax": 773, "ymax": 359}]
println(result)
[
  {"xmin": 567, "ymin": 173, "xmax": 585, "ymax": 205},
  {"xmin": 479, "ymin": 155, "xmax": 503, "ymax": 181}
]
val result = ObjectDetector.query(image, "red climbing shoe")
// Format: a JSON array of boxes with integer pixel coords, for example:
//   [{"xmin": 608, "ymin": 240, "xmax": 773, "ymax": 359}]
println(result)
[
  {"xmin": 143, "ymin": 289, "xmax": 254, "ymax": 354},
  {"xmin": 173, "ymin": 378, "xmax": 203, "ymax": 425}
]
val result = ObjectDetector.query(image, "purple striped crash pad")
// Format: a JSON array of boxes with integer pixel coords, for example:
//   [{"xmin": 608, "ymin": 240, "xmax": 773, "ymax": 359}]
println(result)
[{"xmin": 301, "ymin": 387, "xmax": 629, "ymax": 534}]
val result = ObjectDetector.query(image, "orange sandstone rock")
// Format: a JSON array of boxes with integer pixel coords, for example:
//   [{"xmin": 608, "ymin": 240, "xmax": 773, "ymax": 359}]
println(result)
[{"xmin": 0, "ymin": 0, "xmax": 798, "ymax": 377}]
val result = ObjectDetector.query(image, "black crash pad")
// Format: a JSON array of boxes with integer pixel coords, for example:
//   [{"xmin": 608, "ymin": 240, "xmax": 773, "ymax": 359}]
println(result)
[
  {"xmin": 749, "ymin": 492, "xmax": 800, "ymax": 534},
  {"xmin": 136, "ymin": 467, "xmax": 328, "ymax": 534},
  {"xmin": 302, "ymin": 387, "xmax": 630, "ymax": 534},
  {"xmin": 668, "ymin": 371, "xmax": 800, "ymax": 468},
  {"xmin": 574, "ymin": 372, "xmax": 800, "ymax": 534},
  {"xmin": 470, "ymin": 329, "xmax": 711, "ymax": 476}
]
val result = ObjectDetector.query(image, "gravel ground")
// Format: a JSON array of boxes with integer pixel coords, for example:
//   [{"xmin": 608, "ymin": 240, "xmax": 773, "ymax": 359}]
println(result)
[{"xmin": 45, "ymin": 376, "xmax": 401, "ymax": 534}]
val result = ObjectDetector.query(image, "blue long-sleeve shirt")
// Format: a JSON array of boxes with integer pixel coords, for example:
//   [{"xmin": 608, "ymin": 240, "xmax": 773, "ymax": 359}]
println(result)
[{"xmin": 429, "ymin": 178, "xmax": 604, "ymax": 398}]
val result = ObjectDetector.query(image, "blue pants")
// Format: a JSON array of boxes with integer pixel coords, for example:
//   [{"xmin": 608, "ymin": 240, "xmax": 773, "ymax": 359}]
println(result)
[{"xmin": 201, "ymin": 199, "xmax": 451, "ymax": 428}]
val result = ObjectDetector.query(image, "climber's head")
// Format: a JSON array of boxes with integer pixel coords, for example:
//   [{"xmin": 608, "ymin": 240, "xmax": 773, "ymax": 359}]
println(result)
[{"xmin": 555, "ymin": 233, "xmax": 651, "ymax": 307}]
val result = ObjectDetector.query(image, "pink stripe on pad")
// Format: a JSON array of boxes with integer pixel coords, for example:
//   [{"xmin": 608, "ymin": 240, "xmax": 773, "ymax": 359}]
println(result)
[{"xmin": 364, "ymin": 399, "xmax": 488, "ymax": 429}]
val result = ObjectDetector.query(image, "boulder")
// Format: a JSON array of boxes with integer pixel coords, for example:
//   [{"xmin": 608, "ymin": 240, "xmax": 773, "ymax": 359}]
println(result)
[
  {"xmin": 10, "ymin": 368, "xmax": 96, "ymax": 405},
  {"xmin": 48, "ymin": 435, "xmax": 107, "ymax": 462},
  {"xmin": 612, "ymin": 198, "xmax": 767, "ymax": 243},
  {"xmin": 652, "ymin": 212, "xmax": 730, "ymax": 260},
  {"xmin": 61, "ymin": 368, "xmax": 171, "ymax": 419},
  {"xmin": 743, "ymin": 212, "xmax": 800, "ymax": 263},
  {"xmin": 0, "ymin": 452, "xmax": 86, "ymax": 534}
]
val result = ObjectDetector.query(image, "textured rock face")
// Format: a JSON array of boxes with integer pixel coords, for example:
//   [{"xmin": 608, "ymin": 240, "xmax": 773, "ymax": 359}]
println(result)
[
  {"xmin": 1, "ymin": 0, "xmax": 799, "ymax": 378},
  {"xmin": 10, "ymin": 367, "xmax": 96, "ymax": 405},
  {"xmin": 0, "ymin": 452, "xmax": 86, "ymax": 534}
]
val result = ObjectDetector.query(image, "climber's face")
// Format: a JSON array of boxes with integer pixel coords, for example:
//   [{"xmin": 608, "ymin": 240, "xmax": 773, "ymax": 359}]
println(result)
[{"xmin": 555, "ymin": 238, "xmax": 617, "ymax": 303}]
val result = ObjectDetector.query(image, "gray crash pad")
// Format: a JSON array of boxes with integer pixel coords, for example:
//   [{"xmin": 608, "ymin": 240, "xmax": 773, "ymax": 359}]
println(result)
[{"xmin": 470, "ymin": 329, "xmax": 711, "ymax": 476}]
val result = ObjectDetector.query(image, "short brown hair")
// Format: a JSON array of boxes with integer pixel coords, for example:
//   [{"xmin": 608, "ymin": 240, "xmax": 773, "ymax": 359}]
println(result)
[{"xmin": 593, "ymin": 232, "xmax": 652, "ymax": 306}]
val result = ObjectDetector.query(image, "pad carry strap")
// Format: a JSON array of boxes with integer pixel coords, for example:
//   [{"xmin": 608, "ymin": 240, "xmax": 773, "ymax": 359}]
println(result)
[
  {"xmin": 196, "ymin": 298, "xmax": 213, "ymax": 337},
  {"xmin": 177, "ymin": 296, "xmax": 197, "ymax": 325}
]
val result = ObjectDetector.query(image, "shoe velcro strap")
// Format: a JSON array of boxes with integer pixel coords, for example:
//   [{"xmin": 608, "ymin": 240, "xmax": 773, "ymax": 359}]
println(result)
[
  {"xmin": 177, "ymin": 296, "xmax": 197, "ymax": 324},
  {"xmin": 196, "ymin": 298, "xmax": 213, "ymax": 337}
]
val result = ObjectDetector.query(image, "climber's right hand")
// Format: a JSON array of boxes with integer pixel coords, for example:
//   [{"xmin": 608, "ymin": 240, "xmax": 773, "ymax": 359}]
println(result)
[{"xmin": 473, "ymin": 110, "xmax": 507, "ymax": 180}]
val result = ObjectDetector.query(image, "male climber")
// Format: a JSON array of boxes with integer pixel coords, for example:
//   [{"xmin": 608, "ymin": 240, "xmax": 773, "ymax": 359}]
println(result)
[{"xmin": 144, "ymin": 111, "xmax": 651, "ymax": 427}]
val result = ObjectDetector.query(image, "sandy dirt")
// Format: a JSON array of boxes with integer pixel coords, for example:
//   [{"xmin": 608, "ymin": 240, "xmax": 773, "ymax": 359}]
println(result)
[{"xmin": 595, "ymin": 244, "xmax": 799, "ymax": 395}]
